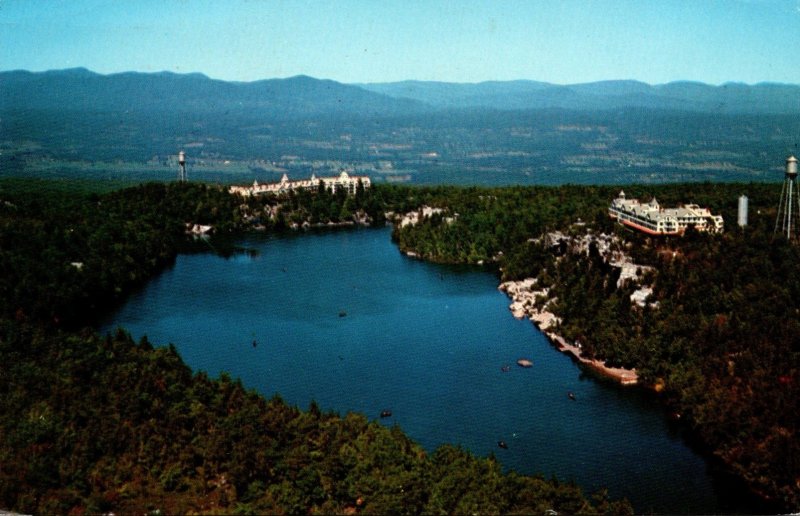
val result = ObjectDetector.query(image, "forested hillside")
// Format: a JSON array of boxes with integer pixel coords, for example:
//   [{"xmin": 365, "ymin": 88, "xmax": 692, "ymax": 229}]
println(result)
[
  {"xmin": 392, "ymin": 182, "xmax": 799, "ymax": 510},
  {"xmin": 0, "ymin": 181, "xmax": 630, "ymax": 514},
  {"xmin": 1, "ymin": 322, "xmax": 631, "ymax": 515}
]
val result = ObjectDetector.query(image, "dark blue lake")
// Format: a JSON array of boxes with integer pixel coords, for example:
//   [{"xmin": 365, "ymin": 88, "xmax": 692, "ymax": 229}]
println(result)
[{"xmin": 100, "ymin": 227, "xmax": 745, "ymax": 513}]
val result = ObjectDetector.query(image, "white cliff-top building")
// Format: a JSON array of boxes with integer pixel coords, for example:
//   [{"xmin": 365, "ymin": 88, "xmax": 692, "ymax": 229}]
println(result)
[
  {"xmin": 230, "ymin": 171, "xmax": 370, "ymax": 197},
  {"xmin": 609, "ymin": 191, "xmax": 724, "ymax": 235}
]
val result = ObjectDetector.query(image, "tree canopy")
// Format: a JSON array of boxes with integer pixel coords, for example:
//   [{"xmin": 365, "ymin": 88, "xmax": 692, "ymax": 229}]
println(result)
[
  {"xmin": 0, "ymin": 180, "xmax": 632, "ymax": 514},
  {"xmin": 392, "ymin": 181, "xmax": 799, "ymax": 510}
]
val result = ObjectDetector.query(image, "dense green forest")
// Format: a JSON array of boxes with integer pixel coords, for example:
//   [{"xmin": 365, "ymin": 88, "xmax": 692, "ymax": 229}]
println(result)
[
  {"xmin": 0, "ymin": 180, "xmax": 631, "ymax": 514},
  {"xmin": 391, "ymin": 182, "xmax": 799, "ymax": 510},
  {"xmin": 3, "ymin": 177, "xmax": 798, "ymax": 512}
]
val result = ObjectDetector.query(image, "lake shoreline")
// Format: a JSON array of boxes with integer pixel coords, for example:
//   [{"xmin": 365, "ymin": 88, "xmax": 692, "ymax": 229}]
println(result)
[
  {"xmin": 498, "ymin": 279, "xmax": 639, "ymax": 386},
  {"xmin": 498, "ymin": 276, "xmax": 787, "ymax": 513}
]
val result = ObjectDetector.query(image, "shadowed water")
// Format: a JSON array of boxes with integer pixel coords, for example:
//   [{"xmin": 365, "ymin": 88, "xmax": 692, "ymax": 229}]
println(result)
[{"xmin": 100, "ymin": 227, "xmax": 753, "ymax": 513}]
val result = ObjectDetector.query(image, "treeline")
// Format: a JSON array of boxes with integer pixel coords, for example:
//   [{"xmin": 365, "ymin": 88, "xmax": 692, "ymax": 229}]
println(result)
[
  {"xmin": 393, "ymin": 182, "xmax": 799, "ymax": 510},
  {"xmin": 0, "ymin": 180, "xmax": 413, "ymax": 327},
  {"xmin": 238, "ymin": 179, "xmax": 386, "ymax": 229},
  {"xmin": 0, "ymin": 180, "xmax": 630, "ymax": 514},
  {"xmin": 0, "ymin": 181, "xmax": 242, "ymax": 327},
  {"xmin": 591, "ymin": 228, "xmax": 800, "ymax": 509},
  {"xmin": 392, "ymin": 185, "xmax": 615, "ymax": 264},
  {"xmin": 0, "ymin": 322, "xmax": 632, "ymax": 515},
  {"xmin": 391, "ymin": 182, "xmax": 780, "ymax": 269}
]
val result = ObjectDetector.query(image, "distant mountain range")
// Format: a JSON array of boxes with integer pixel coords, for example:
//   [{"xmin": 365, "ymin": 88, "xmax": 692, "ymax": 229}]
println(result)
[
  {"xmin": 2, "ymin": 68, "xmax": 800, "ymax": 116},
  {"xmin": 359, "ymin": 79, "xmax": 800, "ymax": 113},
  {"xmin": 0, "ymin": 68, "xmax": 425, "ymax": 118}
]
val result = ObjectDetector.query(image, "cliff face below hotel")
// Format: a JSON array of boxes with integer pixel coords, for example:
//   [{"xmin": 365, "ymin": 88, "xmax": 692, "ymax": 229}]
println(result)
[
  {"xmin": 496, "ymin": 230, "xmax": 649, "ymax": 385},
  {"xmin": 499, "ymin": 277, "xmax": 639, "ymax": 385}
]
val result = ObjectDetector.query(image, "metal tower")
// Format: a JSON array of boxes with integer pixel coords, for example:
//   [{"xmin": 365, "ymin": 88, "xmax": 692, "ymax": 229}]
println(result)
[
  {"xmin": 775, "ymin": 155, "xmax": 800, "ymax": 240},
  {"xmin": 178, "ymin": 151, "xmax": 187, "ymax": 182}
]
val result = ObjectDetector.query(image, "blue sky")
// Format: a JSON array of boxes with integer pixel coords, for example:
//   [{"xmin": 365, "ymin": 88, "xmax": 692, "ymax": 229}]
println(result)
[{"xmin": 2, "ymin": 0, "xmax": 799, "ymax": 85}]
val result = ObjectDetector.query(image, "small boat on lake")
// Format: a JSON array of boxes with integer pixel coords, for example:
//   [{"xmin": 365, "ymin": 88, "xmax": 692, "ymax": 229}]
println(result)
[
  {"xmin": 516, "ymin": 358, "xmax": 533, "ymax": 368},
  {"xmin": 380, "ymin": 409, "xmax": 392, "ymax": 418},
  {"xmin": 339, "ymin": 310, "xmax": 347, "ymax": 317},
  {"xmin": 568, "ymin": 392, "xmax": 576, "ymax": 401},
  {"xmin": 501, "ymin": 364, "xmax": 511, "ymax": 372},
  {"xmin": 497, "ymin": 440, "xmax": 508, "ymax": 449}
]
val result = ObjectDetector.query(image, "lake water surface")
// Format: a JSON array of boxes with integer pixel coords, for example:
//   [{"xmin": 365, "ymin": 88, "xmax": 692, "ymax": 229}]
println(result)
[{"xmin": 100, "ymin": 227, "xmax": 751, "ymax": 513}]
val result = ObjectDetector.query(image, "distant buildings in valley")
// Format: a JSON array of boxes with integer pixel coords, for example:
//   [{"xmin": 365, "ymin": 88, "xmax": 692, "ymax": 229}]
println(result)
[
  {"xmin": 230, "ymin": 171, "xmax": 371, "ymax": 197},
  {"xmin": 609, "ymin": 191, "xmax": 724, "ymax": 235}
]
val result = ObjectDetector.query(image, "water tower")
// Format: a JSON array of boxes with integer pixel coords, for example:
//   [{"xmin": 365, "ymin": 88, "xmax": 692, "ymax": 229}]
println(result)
[
  {"xmin": 774, "ymin": 155, "xmax": 800, "ymax": 240},
  {"xmin": 178, "ymin": 151, "xmax": 187, "ymax": 182},
  {"xmin": 737, "ymin": 195, "xmax": 748, "ymax": 228}
]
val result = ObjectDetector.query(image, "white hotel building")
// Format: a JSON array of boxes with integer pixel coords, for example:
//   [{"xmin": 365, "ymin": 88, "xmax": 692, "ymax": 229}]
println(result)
[
  {"xmin": 230, "ymin": 171, "xmax": 371, "ymax": 197},
  {"xmin": 609, "ymin": 191, "xmax": 724, "ymax": 235}
]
